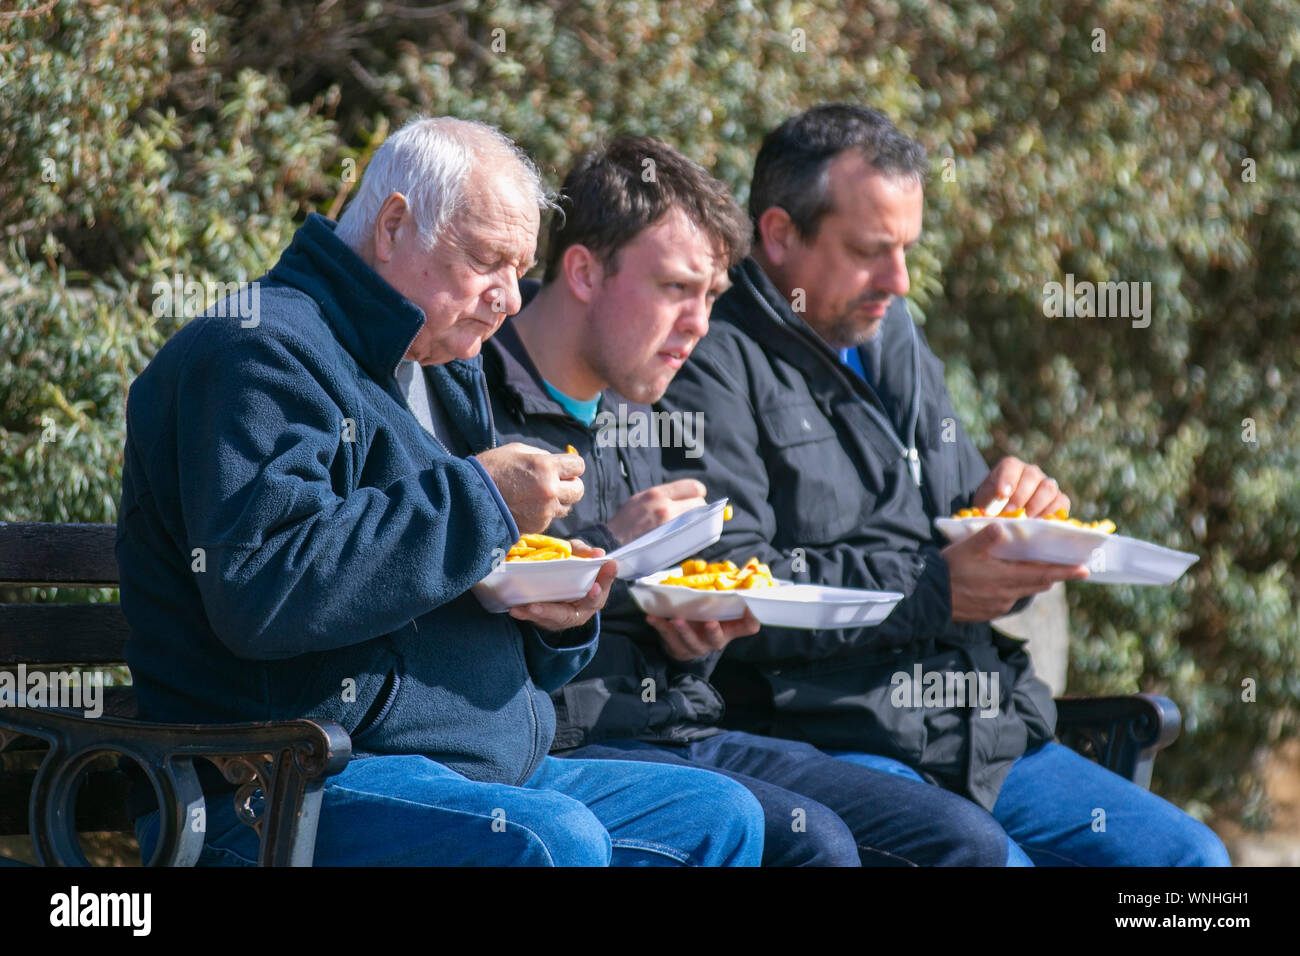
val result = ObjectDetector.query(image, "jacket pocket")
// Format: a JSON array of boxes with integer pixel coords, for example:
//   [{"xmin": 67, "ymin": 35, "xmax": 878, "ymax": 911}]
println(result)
[
  {"xmin": 758, "ymin": 400, "xmax": 839, "ymax": 447},
  {"xmin": 755, "ymin": 401, "xmax": 861, "ymax": 542},
  {"xmin": 281, "ymin": 629, "xmax": 405, "ymax": 734},
  {"xmin": 352, "ymin": 667, "xmax": 401, "ymax": 744}
]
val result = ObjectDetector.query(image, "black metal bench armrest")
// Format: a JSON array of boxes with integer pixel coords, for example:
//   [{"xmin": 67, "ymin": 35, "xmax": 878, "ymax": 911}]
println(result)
[
  {"xmin": 0, "ymin": 709, "xmax": 351, "ymax": 866},
  {"xmin": 1054, "ymin": 693, "xmax": 1181, "ymax": 789}
]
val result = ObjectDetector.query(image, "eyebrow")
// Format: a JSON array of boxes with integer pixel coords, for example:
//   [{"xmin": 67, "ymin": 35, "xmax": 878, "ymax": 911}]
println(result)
[
  {"xmin": 659, "ymin": 264, "xmax": 712, "ymax": 282},
  {"xmin": 850, "ymin": 232, "xmax": 922, "ymax": 252},
  {"xmin": 482, "ymin": 245, "xmax": 536, "ymax": 271}
]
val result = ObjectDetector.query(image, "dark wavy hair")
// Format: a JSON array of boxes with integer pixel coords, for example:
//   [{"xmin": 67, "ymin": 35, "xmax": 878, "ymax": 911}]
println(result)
[
  {"xmin": 749, "ymin": 103, "xmax": 928, "ymax": 241},
  {"xmin": 543, "ymin": 135, "xmax": 750, "ymax": 282}
]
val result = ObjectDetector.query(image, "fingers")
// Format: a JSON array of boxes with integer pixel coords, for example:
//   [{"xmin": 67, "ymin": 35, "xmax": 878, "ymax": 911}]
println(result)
[
  {"xmin": 546, "ymin": 450, "xmax": 585, "ymax": 516},
  {"xmin": 479, "ymin": 444, "xmax": 588, "ymax": 533},
  {"xmin": 646, "ymin": 615, "xmax": 712, "ymax": 661},
  {"xmin": 948, "ymin": 521, "xmax": 1009, "ymax": 556},
  {"xmin": 507, "ymin": 562, "xmax": 617, "ymax": 631},
  {"xmin": 585, "ymin": 560, "xmax": 619, "ymax": 603},
  {"xmin": 974, "ymin": 457, "xmax": 1024, "ymax": 511},
  {"xmin": 646, "ymin": 609, "xmax": 759, "ymax": 662},
  {"xmin": 656, "ymin": 478, "xmax": 708, "ymax": 501},
  {"xmin": 1021, "ymin": 479, "xmax": 1062, "ymax": 518},
  {"xmin": 605, "ymin": 481, "xmax": 708, "ymax": 544},
  {"xmin": 1016, "ymin": 561, "xmax": 1089, "ymax": 585},
  {"xmin": 985, "ymin": 562, "xmax": 1088, "ymax": 609},
  {"xmin": 1044, "ymin": 491, "xmax": 1071, "ymax": 518},
  {"xmin": 554, "ymin": 476, "xmax": 584, "ymax": 509},
  {"xmin": 1002, "ymin": 467, "xmax": 1039, "ymax": 511},
  {"xmin": 569, "ymin": 561, "xmax": 618, "ymax": 616},
  {"xmin": 553, "ymin": 450, "xmax": 585, "ymax": 480},
  {"xmin": 1004, "ymin": 463, "xmax": 1064, "ymax": 516},
  {"xmin": 720, "ymin": 609, "xmax": 761, "ymax": 640},
  {"xmin": 566, "ymin": 539, "xmax": 605, "ymax": 559},
  {"xmin": 975, "ymin": 458, "xmax": 1070, "ymax": 520}
]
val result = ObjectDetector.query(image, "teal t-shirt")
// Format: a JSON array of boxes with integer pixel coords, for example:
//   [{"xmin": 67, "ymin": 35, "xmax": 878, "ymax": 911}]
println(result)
[{"xmin": 543, "ymin": 380, "xmax": 601, "ymax": 426}]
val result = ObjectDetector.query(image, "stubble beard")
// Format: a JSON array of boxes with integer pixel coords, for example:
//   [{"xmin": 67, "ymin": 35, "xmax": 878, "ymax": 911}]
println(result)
[{"xmin": 815, "ymin": 306, "xmax": 885, "ymax": 350}]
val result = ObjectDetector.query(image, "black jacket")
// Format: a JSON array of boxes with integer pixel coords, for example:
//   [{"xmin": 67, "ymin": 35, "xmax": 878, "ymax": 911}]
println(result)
[
  {"xmin": 481, "ymin": 281, "xmax": 726, "ymax": 750},
  {"xmin": 658, "ymin": 257, "xmax": 1056, "ymax": 810}
]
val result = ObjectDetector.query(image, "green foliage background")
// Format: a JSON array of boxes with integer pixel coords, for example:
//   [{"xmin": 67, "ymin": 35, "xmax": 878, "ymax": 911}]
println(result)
[{"xmin": 2, "ymin": 0, "xmax": 1297, "ymax": 825}]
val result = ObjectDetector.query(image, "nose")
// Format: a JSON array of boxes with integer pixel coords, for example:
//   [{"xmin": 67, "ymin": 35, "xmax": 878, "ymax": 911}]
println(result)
[
  {"xmin": 878, "ymin": 248, "xmax": 910, "ymax": 299},
  {"xmin": 487, "ymin": 272, "xmax": 523, "ymax": 318},
  {"xmin": 680, "ymin": 292, "xmax": 711, "ymax": 340}
]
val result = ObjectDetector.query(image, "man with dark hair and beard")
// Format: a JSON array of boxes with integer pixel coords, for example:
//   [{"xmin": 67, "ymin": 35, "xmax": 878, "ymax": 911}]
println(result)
[{"xmin": 660, "ymin": 103, "xmax": 1229, "ymax": 867}]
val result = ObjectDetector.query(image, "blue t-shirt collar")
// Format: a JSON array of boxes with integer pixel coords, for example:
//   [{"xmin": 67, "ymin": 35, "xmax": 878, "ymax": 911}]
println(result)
[{"xmin": 542, "ymin": 380, "xmax": 601, "ymax": 425}]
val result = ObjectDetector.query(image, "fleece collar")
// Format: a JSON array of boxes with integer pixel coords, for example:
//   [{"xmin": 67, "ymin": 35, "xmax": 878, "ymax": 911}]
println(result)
[
  {"xmin": 266, "ymin": 213, "xmax": 496, "ymax": 450},
  {"xmin": 267, "ymin": 212, "xmax": 428, "ymax": 389}
]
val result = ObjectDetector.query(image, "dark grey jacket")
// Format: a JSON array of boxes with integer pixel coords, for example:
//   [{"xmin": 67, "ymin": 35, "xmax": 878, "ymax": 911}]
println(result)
[
  {"xmin": 482, "ymin": 282, "xmax": 726, "ymax": 751},
  {"xmin": 659, "ymin": 257, "xmax": 1056, "ymax": 810}
]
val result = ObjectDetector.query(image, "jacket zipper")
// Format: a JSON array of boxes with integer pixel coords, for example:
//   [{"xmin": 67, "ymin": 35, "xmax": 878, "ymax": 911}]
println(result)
[
  {"xmin": 737, "ymin": 267, "xmax": 923, "ymax": 487},
  {"xmin": 482, "ymin": 364, "xmax": 548, "ymax": 785},
  {"xmin": 353, "ymin": 670, "xmax": 401, "ymax": 739},
  {"xmin": 390, "ymin": 332, "xmax": 545, "ymax": 780},
  {"xmin": 478, "ymin": 367, "xmax": 499, "ymax": 450}
]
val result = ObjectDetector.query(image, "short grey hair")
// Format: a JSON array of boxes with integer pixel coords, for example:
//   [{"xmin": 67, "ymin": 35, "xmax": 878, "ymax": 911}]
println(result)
[{"xmin": 335, "ymin": 115, "xmax": 550, "ymax": 251}]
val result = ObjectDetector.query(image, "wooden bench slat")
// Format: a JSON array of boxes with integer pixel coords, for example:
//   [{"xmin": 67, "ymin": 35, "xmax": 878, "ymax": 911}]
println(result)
[
  {"xmin": 0, "ymin": 604, "xmax": 129, "ymax": 665},
  {"xmin": 0, "ymin": 687, "xmax": 139, "ymax": 740},
  {"xmin": 0, "ymin": 523, "xmax": 119, "ymax": 587}
]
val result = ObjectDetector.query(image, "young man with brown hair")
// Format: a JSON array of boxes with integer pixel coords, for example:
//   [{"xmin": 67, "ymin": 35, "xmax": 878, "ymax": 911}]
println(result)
[{"xmin": 483, "ymin": 134, "xmax": 1023, "ymax": 866}]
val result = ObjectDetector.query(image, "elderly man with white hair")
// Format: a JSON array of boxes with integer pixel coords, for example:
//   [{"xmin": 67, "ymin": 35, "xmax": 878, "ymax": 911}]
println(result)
[{"xmin": 118, "ymin": 116, "xmax": 765, "ymax": 866}]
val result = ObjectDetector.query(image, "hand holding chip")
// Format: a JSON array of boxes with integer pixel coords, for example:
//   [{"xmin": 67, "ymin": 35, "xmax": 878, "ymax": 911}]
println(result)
[
  {"xmin": 973, "ymin": 456, "xmax": 1071, "ymax": 519},
  {"xmin": 604, "ymin": 479, "xmax": 709, "ymax": 546},
  {"xmin": 475, "ymin": 442, "xmax": 585, "ymax": 534}
]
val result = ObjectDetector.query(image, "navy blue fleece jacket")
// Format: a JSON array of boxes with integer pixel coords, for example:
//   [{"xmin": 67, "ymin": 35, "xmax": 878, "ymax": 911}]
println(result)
[{"xmin": 116, "ymin": 213, "xmax": 597, "ymax": 786}]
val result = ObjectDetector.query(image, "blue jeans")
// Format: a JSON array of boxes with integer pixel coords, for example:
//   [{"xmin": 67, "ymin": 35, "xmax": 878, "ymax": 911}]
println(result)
[
  {"xmin": 136, "ymin": 753, "xmax": 764, "ymax": 866},
  {"xmin": 830, "ymin": 742, "xmax": 1231, "ymax": 866},
  {"xmin": 566, "ymin": 730, "xmax": 1020, "ymax": 866}
]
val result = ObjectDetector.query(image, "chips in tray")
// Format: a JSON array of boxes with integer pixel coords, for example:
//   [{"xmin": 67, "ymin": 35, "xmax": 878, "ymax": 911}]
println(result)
[
  {"xmin": 505, "ymin": 533, "xmax": 574, "ymax": 562},
  {"xmin": 660, "ymin": 556, "xmax": 776, "ymax": 591},
  {"xmin": 952, "ymin": 506, "xmax": 1116, "ymax": 534}
]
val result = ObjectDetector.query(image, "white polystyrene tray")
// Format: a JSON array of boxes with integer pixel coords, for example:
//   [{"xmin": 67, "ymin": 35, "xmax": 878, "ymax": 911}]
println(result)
[
  {"xmin": 738, "ymin": 582, "xmax": 903, "ymax": 629},
  {"xmin": 629, "ymin": 570, "xmax": 903, "ymax": 629},
  {"xmin": 628, "ymin": 569, "xmax": 753, "ymax": 622},
  {"xmin": 472, "ymin": 555, "xmax": 607, "ymax": 613},
  {"xmin": 933, "ymin": 517, "xmax": 1197, "ymax": 585},
  {"xmin": 606, "ymin": 498, "xmax": 728, "ymax": 581},
  {"xmin": 472, "ymin": 498, "xmax": 729, "ymax": 612},
  {"xmin": 1085, "ymin": 534, "xmax": 1200, "ymax": 585}
]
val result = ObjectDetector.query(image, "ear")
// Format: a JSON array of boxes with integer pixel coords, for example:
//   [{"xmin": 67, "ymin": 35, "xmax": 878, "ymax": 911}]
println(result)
[
  {"xmin": 756, "ymin": 206, "xmax": 796, "ymax": 267},
  {"xmin": 372, "ymin": 192, "xmax": 411, "ymax": 264},
  {"xmin": 561, "ymin": 244, "xmax": 603, "ymax": 305}
]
